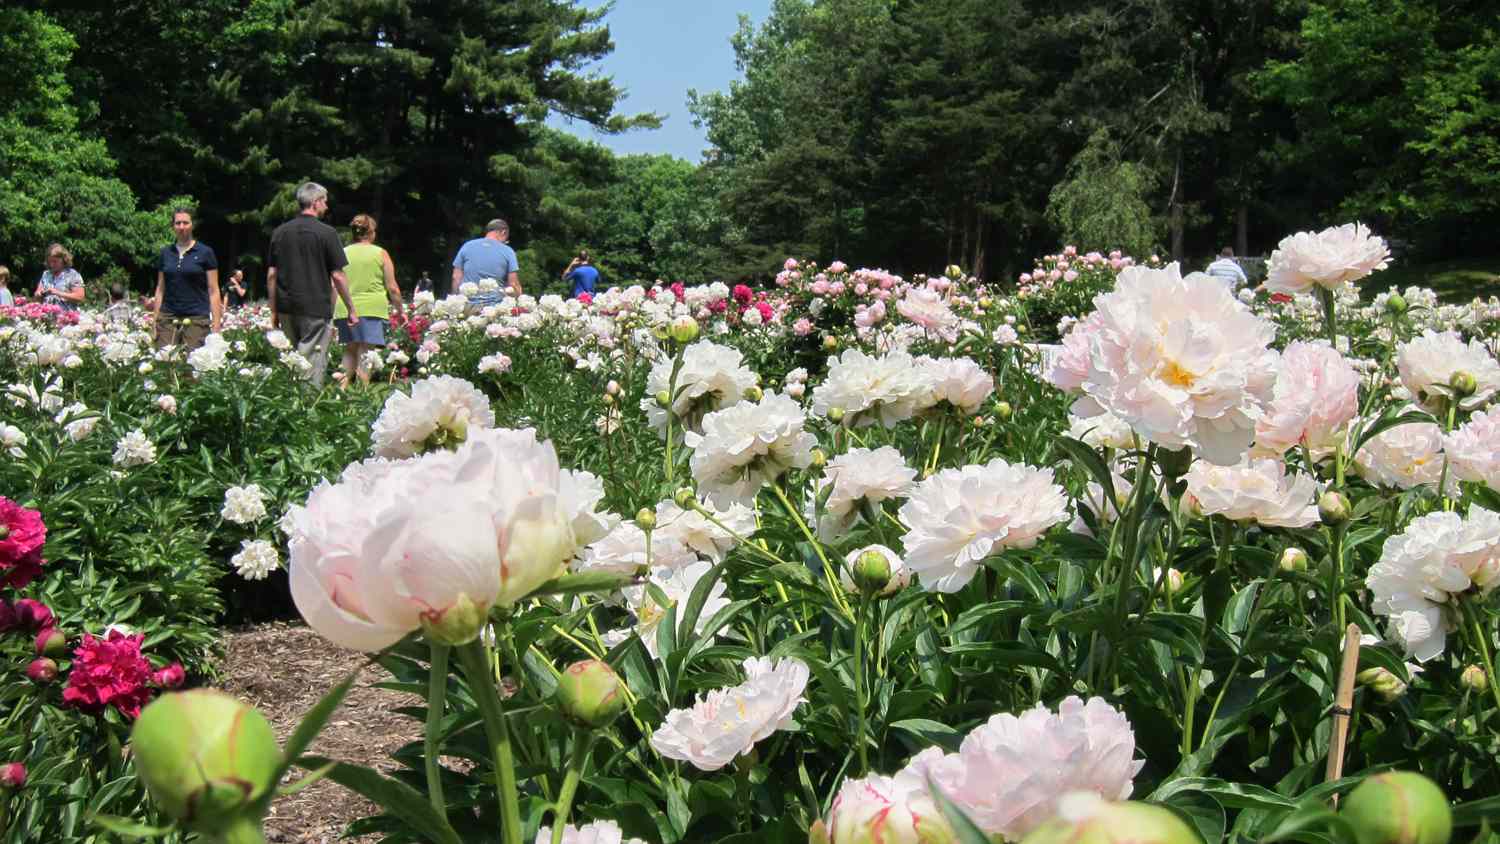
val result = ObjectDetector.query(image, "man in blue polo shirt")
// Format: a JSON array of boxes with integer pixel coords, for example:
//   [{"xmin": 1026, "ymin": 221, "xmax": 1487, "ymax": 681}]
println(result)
[
  {"xmin": 451, "ymin": 218, "xmax": 522, "ymax": 307},
  {"xmin": 151, "ymin": 206, "xmax": 221, "ymax": 350},
  {"xmin": 562, "ymin": 250, "xmax": 600, "ymax": 299}
]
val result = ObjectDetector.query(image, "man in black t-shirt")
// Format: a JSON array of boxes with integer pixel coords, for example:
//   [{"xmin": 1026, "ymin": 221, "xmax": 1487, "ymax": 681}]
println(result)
[{"xmin": 266, "ymin": 181, "xmax": 358, "ymax": 387}]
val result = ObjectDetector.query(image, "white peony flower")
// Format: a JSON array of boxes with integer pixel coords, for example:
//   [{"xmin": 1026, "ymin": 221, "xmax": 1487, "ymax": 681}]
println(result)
[
  {"xmin": 112, "ymin": 428, "xmax": 157, "ymax": 467},
  {"xmin": 916, "ymin": 696, "xmax": 1144, "ymax": 841},
  {"xmin": 685, "ymin": 391, "xmax": 817, "ymax": 507},
  {"xmin": 650, "ymin": 656, "xmax": 809, "ymax": 770},
  {"xmin": 558, "ymin": 468, "xmax": 617, "ymax": 551},
  {"xmin": 1066, "ymin": 411, "xmax": 1135, "ymax": 451},
  {"xmin": 1078, "ymin": 263, "xmax": 1277, "ymax": 465},
  {"xmin": 1352, "ymin": 417, "xmax": 1455, "ymax": 494},
  {"xmin": 1183, "ymin": 458, "xmax": 1320, "ymax": 527},
  {"xmin": 1253, "ymin": 342, "xmax": 1360, "ymax": 458},
  {"xmin": 895, "ymin": 287, "xmax": 960, "ymax": 343},
  {"xmin": 221, "ymin": 484, "xmax": 269, "ymax": 524},
  {"xmin": 812, "ymin": 446, "xmax": 917, "ymax": 540},
  {"xmin": 478, "ymin": 352, "xmax": 512, "ymax": 375},
  {"xmin": 1367, "ymin": 507, "xmax": 1500, "ymax": 662},
  {"xmin": 898, "ymin": 458, "xmax": 1069, "ymax": 592},
  {"xmin": 640, "ymin": 340, "xmax": 757, "ymax": 436},
  {"xmin": 1444, "ymin": 406, "xmax": 1500, "ymax": 490},
  {"xmin": 0, "ymin": 423, "xmax": 25, "ymax": 458},
  {"xmin": 577, "ymin": 521, "xmax": 695, "ymax": 574},
  {"xmin": 824, "ymin": 769, "xmax": 954, "ymax": 844},
  {"xmin": 156, "ymin": 394, "xmax": 178, "ymax": 415},
  {"xmin": 278, "ymin": 350, "xmax": 312, "ymax": 377},
  {"xmin": 187, "ymin": 341, "xmax": 228, "ymax": 374},
  {"xmin": 613, "ymin": 560, "xmax": 729, "ymax": 658},
  {"xmin": 265, "ymin": 329, "xmax": 292, "ymax": 351},
  {"xmin": 812, "ymin": 349, "xmax": 934, "ymax": 428},
  {"xmin": 653, "ymin": 499, "xmax": 756, "ymax": 562},
  {"xmin": 918, "ymin": 356, "xmax": 994, "ymax": 415},
  {"xmin": 1396, "ymin": 329, "xmax": 1500, "ymax": 412},
  {"xmin": 1265, "ymin": 222, "xmax": 1390, "ymax": 294},
  {"xmin": 371, "ymin": 375, "xmax": 496, "ymax": 459},
  {"xmin": 534, "ymin": 820, "xmax": 645, "ymax": 844},
  {"xmin": 231, "ymin": 539, "xmax": 282, "ymax": 580}
]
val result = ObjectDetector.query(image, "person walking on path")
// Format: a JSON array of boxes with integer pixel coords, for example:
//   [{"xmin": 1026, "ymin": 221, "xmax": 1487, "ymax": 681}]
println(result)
[
  {"xmin": 1206, "ymin": 246, "xmax": 1248, "ymax": 290},
  {"xmin": 150, "ymin": 207, "xmax": 221, "ymax": 350},
  {"xmin": 0, "ymin": 266, "xmax": 13, "ymax": 307},
  {"xmin": 267, "ymin": 181, "xmax": 358, "ymax": 387},
  {"xmin": 336, "ymin": 214, "xmax": 403, "ymax": 386},
  {"xmin": 562, "ymin": 249, "xmax": 600, "ymax": 299},
  {"xmin": 451, "ymin": 218, "xmax": 521, "ymax": 307},
  {"xmin": 33, "ymin": 244, "xmax": 85, "ymax": 311}
]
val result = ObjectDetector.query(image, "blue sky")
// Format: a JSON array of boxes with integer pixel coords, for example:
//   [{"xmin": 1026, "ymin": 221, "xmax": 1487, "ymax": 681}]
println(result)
[{"xmin": 547, "ymin": 1, "xmax": 775, "ymax": 162}]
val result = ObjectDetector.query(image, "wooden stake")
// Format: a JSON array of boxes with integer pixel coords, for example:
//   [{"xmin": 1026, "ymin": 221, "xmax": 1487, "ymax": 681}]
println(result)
[{"xmin": 1325, "ymin": 623, "xmax": 1362, "ymax": 804}]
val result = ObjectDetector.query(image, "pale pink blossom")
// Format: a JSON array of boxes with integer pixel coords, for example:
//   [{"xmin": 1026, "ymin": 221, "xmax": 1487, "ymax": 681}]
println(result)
[
  {"xmin": 1184, "ymin": 458, "xmax": 1320, "ymax": 528},
  {"xmin": 1254, "ymin": 342, "xmax": 1360, "ymax": 457}
]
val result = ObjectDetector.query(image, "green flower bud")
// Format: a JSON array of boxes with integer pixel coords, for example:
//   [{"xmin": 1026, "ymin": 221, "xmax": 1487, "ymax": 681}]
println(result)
[
  {"xmin": 673, "ymin": 487, "xmax": 696, "ymax": 508},
  {"xmin": 1161, "ymin": 567, "xmax": 1185, "ymax": 596},
  {"xmin": 131, "ymin": 690, "xmax": 282, "ymax": 835},
  {"xmin": 601, "ymin": 393, "xmax": 615, "ymax": 406},
  {"xmin": 655, "ymin": 390, "xmax": 672, "ymax": 409},
  {"xmin": 670, "ymin": 315, "xmax": 699, "ymax": 344},
  {"xmin": 635, "ymin": 507, "xmax": 657, "ymax": 532},
  {"xmin": 1461, "ymin": 664, "xmax": 1489, "ymax": 692},
  {"xmin": 1319, "ymin": 491, "xmax": 1351, "ymax": 526},
  {"xmin": 1342, "ymin": 772, "xmax": 1451, "ymax": 844},
  {"xmin": 556, "ymin": 660, "xmax": 627, "ymax": 728},
  {"xmin": 744, "ymin": 385, "xmax": 764, "ymax": 402},
  {"xmin": 1449, "ymin": 371, "xmax": 1477, "ymax": 399},
  {"xmin": 1157, "ymin": 447, "xmax": 1194, "ymax": 479},
  {"xmin": 851, "ymin": 549, "xmax": 893, "ymax": 595},
  {"xmin": 420, "ymin": 592, "xmax": 489, "ymax": 646},
  {"xmin": 1020, "ymin": 794, "xmax": 1200, "ymax": 844},
  {"xmin": 0, "ymin": 525, "xmax": 10, "ymax": 541},
  {"xmin": 945, "ymin": 264, "xmax": 963, "ymax": 280},
  {"xmin": 827, "ymin": 407, "xmax": 845, "ymax": 423},
  {"xmin": 1280, "ymin": 547, "xmax": 1309, "ymax": 573},
  {"xmin": 1357, "ymin": 667, "xmax": 1408, "ymax": 702},
  {"xmin": 34, "ymin": 627, "xmax": 66, "ymax": 657},
  {"xmin": 810, "ymin": 449, "xmax": 828, "ymax": 469},
  {"xmin": 1385, "ymin": 293, "xmax": 1408, "ymax": 316},
  {"xmin": 822, "ymin": 335, "xmax": 839, "ymax": 352},
  {"xmin": 978, "ymin": 296, "xmax": 993, "ymax": 308},
  {"xmin": 651, "ymin": 324, "xmax": 670, "ymax": 341},
  {"xmin": 993, "ymin": 401, "xmax": 1012, "ymax": 420}
]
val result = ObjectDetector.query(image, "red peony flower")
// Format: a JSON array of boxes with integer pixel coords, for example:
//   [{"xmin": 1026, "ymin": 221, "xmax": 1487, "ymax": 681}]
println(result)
[
  {"xmin": 62, "ymin": 630, "xmax": 154, "ymax": 719},
  {"xmin": 0, "ymin": 498, "xmax": 46, "ymax": 590},
  {"xmin": 12, "ymin": 599, "xmax": 52, "ymax": 632},
  {"xmin": 0, "ymin": 762, "xmax": 24, "ymax": 789},
  {"xmin": 1269, "ymin": 292, "xmax": 1293, "ymax": 305},
  {"xmin": 151, "ymin": 662, "xmax": 186, "ymax": 689},
  {"xmin": 577, "ymin": 292, "xmax": 593, "ymax": 306},
  {"xmin": 732, "ymin": 284, "xmax": 753, "ymax": 304}
]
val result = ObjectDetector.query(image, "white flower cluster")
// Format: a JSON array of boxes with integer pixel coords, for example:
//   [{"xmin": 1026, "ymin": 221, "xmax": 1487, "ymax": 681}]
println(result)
[
  {"xmin": 1184, "ymin": 458, "xmax": 1319, "ymax": 528},
  {"xmin": 650, "ymin": 656, "xmax": 809, "ymax": 770},
  {"xmin": 370, "ymin": 375, "xmax": 496, "ymax": 459},
  {"xmin": 685, "ymin": 391, "xmax": 817, "ymax": 507},
  {"xmin": 1396, "ymin": 329, "xmax": 1500, "ymax": 412},
  {"xmin": 112, "ymin": 428, "xmax": 157, "ymax": 467},
  {"xmin": 1265, "ymin": 222, "xmax": 1390, "ymax": 294},
  {"xmin": 1444, "ymin": 406, "xmax": 1500, "ymax": 490},
  {"xmin": 641, "ymin": 340, "xmax": 757, "ymax": 435},
  {"xmin": 231, "ymin": 539, "xmax": 281, "ymax": 580},
  {"xmin": 1368, "ymin": 507, "xmax": 1500, "ymax": 661},
  {"xmin": 221, "ymin": 484, "xmax": 269, "ymax": 524},
  {"xmin": 812, "ymin": 446, "xmax": 916, "ymax": 540}
]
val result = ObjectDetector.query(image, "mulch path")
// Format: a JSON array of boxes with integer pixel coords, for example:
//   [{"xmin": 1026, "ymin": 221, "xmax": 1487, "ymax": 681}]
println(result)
[{"xmin": 219, "ymin": 622, "xmax": 423, "ymax": 843}]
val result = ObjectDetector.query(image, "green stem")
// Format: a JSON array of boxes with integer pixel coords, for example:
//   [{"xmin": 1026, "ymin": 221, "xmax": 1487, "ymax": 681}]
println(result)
[
  {"xmin": 1111, "ymin": 445, "xmax": 1156, "ymax": 632},
  {"xmin": 456, "ymin": 641, "xmax": 523, "ymax": 844},
  {"xmin": 425, "ymin": 644, "xmax": 451, "ymax": 817},
  {"xmin": 1463, "ymin": 601, "xmax": 1500, "ymax": 719},
  {"xmin": 663, "ymin": 346, "xmax": 685, "ymax": 485},
  {"xmin": 771, "ymin": 482, "xmax": 853, "ymax": 619},
  {"xmin": 214, "ymin": 814, "xmax": 268, "ymax": 844},
  {"xmin": 550, "ymin": 729, "xmax": 596, "ymax": 844},
  {"xmin": 853, "ymin": 593, "xmax": 871, "ymax": 775},
  {"xmin": 1328, "ymin": 522, "xmax": 1347, "ymax": 633},
  {"xmin": 925, "ymin": 416, "xmax": 946, "ymax": 475},
  {"xmin": 1318, "ymin": 286, "xmax": 1337, "ymax": 347}
]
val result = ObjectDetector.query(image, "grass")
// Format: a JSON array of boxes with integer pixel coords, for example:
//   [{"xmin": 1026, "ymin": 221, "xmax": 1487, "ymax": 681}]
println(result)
[{"xmin": 1361, "ymin": 255, "xmax": 1500, "ymax": 303}]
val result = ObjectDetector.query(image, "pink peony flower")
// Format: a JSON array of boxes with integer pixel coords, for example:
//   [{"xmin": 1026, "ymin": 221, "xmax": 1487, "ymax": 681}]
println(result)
[
  {"xmin": 828, "ymin": 261, "xmax": 847, "ymax": 274},
  {"xmin": 784, "ymin": 258, "xmax": 799, "ymax": 271},
  {"xmin": 1253, "ymin": 342, "xmax": 1360, "ymax": 458},
  {"xmin": 1266, "ymin": 222, "xmax": 1390, "ymax": 294},
  {"xmin": 151, "ymin": 662, "xmax": 186, "ymax": 689},
  {"xmin": 12, "ymin": 599, "xmax": 53, "ymax": 632},
  {"xmin": 793, "ymin": 318, "xmax": 813, "ymax": 336},
  {"xmin": 1445, "ymin": 406, "xmax": 1500, "ymax": 490},
  {"xmin": 1184, "ymin": 458, "xmax": 1320, "ymax": 528},
  {"xmin": 732, "ymin": 284, "xmax": 753, "ymax": 304},
  {"xmin": 0, "ymin": 497, "xmax": 47, "ymax": 590},
  {"xmin": 62, "ymin": 630, "xmax": 154, "ymax": 719},
  {"xmin": 0, "ymin": 762, "xmax": 24, "ymax": 789},
  {"xmin": 810, "ymin": 280, "xmax": 830, "ymax": 296}
]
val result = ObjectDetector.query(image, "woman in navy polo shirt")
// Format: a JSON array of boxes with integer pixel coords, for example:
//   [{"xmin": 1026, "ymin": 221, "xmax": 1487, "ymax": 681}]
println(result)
[{"xmin": 150, "ymin": 207, "xmax": 222, "ymax": 350}]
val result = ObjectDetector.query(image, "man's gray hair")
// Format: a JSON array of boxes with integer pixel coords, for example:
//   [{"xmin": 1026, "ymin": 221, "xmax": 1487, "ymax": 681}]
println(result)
[
  {"xmin": 485, "ymin": 218, "xmax": 509, "ymax": 234},
  {"xmin": 296, "ymin": 182, "xmax": 328, "ymax": 210}
]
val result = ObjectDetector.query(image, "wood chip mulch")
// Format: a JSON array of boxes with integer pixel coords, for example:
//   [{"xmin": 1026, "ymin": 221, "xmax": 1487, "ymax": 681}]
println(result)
[{"xmin": 219, "ymin": 622, "xmax": 423, "ymax": 843}]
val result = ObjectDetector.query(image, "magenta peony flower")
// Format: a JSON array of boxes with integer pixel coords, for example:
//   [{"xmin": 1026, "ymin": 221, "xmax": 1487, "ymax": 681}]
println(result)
[
  {"xmin": 0, "ymin": 497, "xmax": 47, "ymax": 590},
  {"xmin": 151, "ymin": 662, "xmax": 186, "ymax": 689},
  {"xmin": 62, "ymin": 630, "xmax": 155, "ymax": 719},
  {"xmin": 0, "ymin": 762, "xmax": 25, "ymax": 789},
  {"xmin": 12, "ymin": 599, "xmax": 53, "ymax": 632}
]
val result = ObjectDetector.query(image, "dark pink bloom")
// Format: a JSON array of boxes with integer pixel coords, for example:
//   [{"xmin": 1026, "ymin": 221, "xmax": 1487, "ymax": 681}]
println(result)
[
  {"xmin": 151, "ymin": 662, "xmax": 186, "ymax": 689},
  {"xmin": 0, "ymin": 599, "xmax": 15, "ymax": 632},
  {"xmin": 12, "ymin": 599, "xmax": 52, "ymax": 632},
  {"xmin": 732, "ymin": 284, "xmax": 753, "ymax": 304},
  {"xmin": 34, "ymin": 627, "xmax": 66, "ymax": 656},
  {"xmin": 0, "ymin": 762, "xmax": 24, "ymax": 789},
  {"xmin": 576, "ymin": 292, "xmax": 593, "ymax": 305},
  {"xmin": 755, "ymin": 301, "xmax": 774, "ymax": 322},
  {"xmin": 0, "ymin": 498, "xmax": 46, "ymax": 590},
  {"xmin": 670, "ymin": 282, "xmax": 686, "ymax": 302},
  {"xmin": 62, "ymin": 630, "xmax": 154, "ymax": 719},
  {"xmin": 26, "ymin": 657, "xmax": 57, "ymax": 684}
]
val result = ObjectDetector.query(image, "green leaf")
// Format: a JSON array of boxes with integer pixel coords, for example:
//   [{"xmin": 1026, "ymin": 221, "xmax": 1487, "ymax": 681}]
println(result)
[
  {"xmin": 890, "ymin": 718, "xmax": 963, "ymax": 750},
  {"xmin": 1052, "ymin": 434, "xmax": 1118, "ymax": 508},
  {"xmin": 277, "ymin": 761, "xmax": 337, "ymax": 796},
  {"xmin": 925, "ymin": 775, "xmax": 991, "ymax": 844},
  {"xmin": 1351, "ymin": 409, "xmax": 1433, "ymax": 457},
  {"xmin": 677, "ymin": 560, "xmax": 725, "ymax": 645},
  {"xmin": 527, "ymin": 570, "xmax": 638, "ymax": 598},
  {"xmin": 1453, "ymin": 795, "xmax": 1500, "ymax": 828},
  {"xmin": 1261, "ymin": 800, "xmax": 1358, "ymax": 842},
  {"xmin": 89, "ymin": 815, "xmax": 174, "ymax": 838},
  {"xmin": 298, "ymin": 757, "xmax": 462, "ymax": 844},
  {"xmin": 1150, "ymin": 777, "xmax": 1298, "ymax": 811},
  {"xmin": 277, "ymin": 666, "xmax": 360, "ymax": 782}
]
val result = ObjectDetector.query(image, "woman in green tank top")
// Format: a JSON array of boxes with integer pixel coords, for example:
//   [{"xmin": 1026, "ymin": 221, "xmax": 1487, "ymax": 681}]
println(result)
[{"xmin": 335, "ymin": 214, "xmax": 404, "ymax": 385}]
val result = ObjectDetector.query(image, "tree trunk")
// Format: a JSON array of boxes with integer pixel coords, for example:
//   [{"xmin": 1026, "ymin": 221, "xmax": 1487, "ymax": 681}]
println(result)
[
  {"xmin": 1236, "ymin": 204, "xmax": 1249, "ymax": 256},
  {"xmin": 1169, "ymin": 149, "xmax": 1185, "ymax": 261}
]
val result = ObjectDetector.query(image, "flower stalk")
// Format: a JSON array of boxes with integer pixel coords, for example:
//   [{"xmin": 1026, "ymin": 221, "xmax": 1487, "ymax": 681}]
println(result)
[
  {"xmin": 425, "ymin": 643, "xmax": 450, "ymax": 816},
  {"xmin": 550, "ymin": 728, "xmax": 595, "ymax": 844},
  {"xmin": 456, "ymin": 641, "xmax": 523, "ymax": 844}
]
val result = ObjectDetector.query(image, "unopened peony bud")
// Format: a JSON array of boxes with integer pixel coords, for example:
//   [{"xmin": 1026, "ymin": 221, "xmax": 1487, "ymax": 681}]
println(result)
[
  {"xmin": 26, "ymin": 657, "xmax": 57, "ymax": 684},
  {"xmin": 0, "ymin": 762, "xmax": 25, "ymax": 790},
  {"xmin": 1179, "ymin": 495, "xmax": 1203, "ymax": 521},
  {"xmin": 132, "ymin": 690, "xmax": 281, "ymax": 836},
  {"xmin": 827, "ymin": 407, "xmax": 845, "ymax": 423},
  {"xmin": 823, "ymin": 335, "xmax": 839, "ymax": 352},
  {"xmin": 1021, "ymin": 793, "xmax": 1199, "ymax": 844},
  {"xmin": 651, "ymin": 324, "xmax": 670, "ymax": 341},
  {"xmin": 945, "ymin": 264, "xmax": 963, "ymax": 280},
  {"xmin": 605, "ymin": 380, "xmax": 621, "ymax": 396},
  {"xmin": 635, "ymin": 508, "xmax": 657, "ymax": 532},
  {"xmin": 743, "ymin": 385, "xmax": 764, "ymax": 402},
  {"xmin": 1161, "ymin": 568, "xmax": 1185, "ymax": 596},
  {"xmin": 1280, "ymin": 547, "xmax": 1309, "ymax": 573},
  {"xmin": 152, "ymin": 662, "xmax": 186, "ymax": 689},
  {"xmin": 421, "ymin": 592, "xmax": 490, "ymax": 646},
  {"xmin": 1449, "ymin": 371, "xmax": 1477, "ymax": 399},
  {"xmin": 851, "ymin": 549, "xmax": 893, "ymax": 595},
  {"xmin": 556, "ymin": 659, "xmax": 626, "ymax": 728},
  {"xmin": 13, "ymin": 599, "xmax": 53, "ymax": 632},
  {"xmin": 807, "ymin": 818, "xmax": 831, "ymax": 844},
  {"xmin": 978, "ymin": 296, "xmax": 993, "ymax": 308},
  {"xmin": 1385, "ymin": 293, "xmax": 1408, "ymax": 316},
  {"xmin": 1357, "ymin": 667, "xmax": 1408, "ymax": 702},
  {"xmin": 655, "ymin": 390, "xmax": 672, "ymax": 409},
  {"xmin": 993, "ymin": 401, "xmax": 1012, "ymax": 420},
  {"xmin": 601, "ymin": 393, "xmax": 615, "ymax": 407},
  {"xmin": 673, "ymin": 487, "xmax": 696, "ymax": 508},
  {"xmin": 0, "ymin": 525, "xmax": 8, "ymax": 541},
  {"xmin": 34, "ymin": 627, "xmax": 66, "ymax": 657},
  {"xmin": 810, "ymin": 449, "xmax": 828, "ymax": 469},
  {"xmin": 1319, "ymin": 491, "xmax": 1351, "ymax": 526},
  {"xmin": 1157, "ymin": 447, "xmax": 1193, "ymax": 478},
  {"xmin": 670, "ymin": 315, "xmax": 699, "ymax": 343},
  {"xmin": 1461, "ymin": 664, "xmax": 1489, "ymax": 692},
  {"xmin": 1342, "ymin": 772, "xmax": 1451, "ymax": 844}
]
